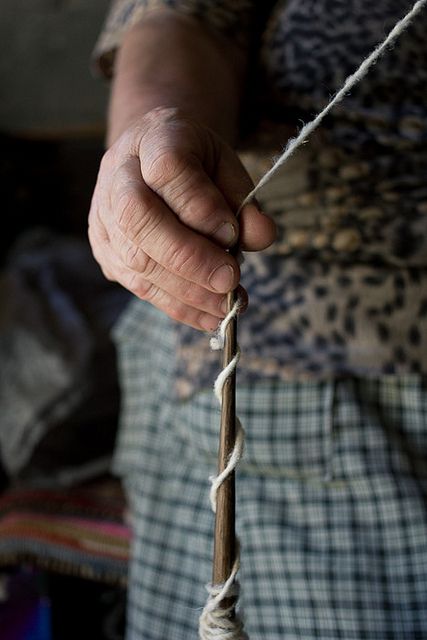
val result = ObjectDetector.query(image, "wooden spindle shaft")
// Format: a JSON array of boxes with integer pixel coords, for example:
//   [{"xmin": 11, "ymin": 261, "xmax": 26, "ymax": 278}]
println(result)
[{"xmin": 212, "ymin": 289, "xmax": 237, "ymax": 607}]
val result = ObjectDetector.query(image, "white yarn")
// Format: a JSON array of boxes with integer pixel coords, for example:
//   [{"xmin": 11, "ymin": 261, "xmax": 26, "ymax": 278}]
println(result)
[
  {"xmin": 213, "ymin": 350, "xmax": 240, "ymax": 402},
  {"xmin": 202, "ymin": 544, "xmax": 241, "ymax": 613},
  {"xmin": 209, "ymin": 301, "xmax": 246, "ymax": 515},
  {"xmin": 200, "ymin": 2, "xmax": 427, "ymax": 638},
  {"xmin": 199, "ymin": 548, "xmax": 247, "ymax": 640},
  {"xmin": 240, "ymin": 0, "xmax": 427, "ymax": 210},
  {"xmin": 210, "ymin": 302, "xmax": 242, "ymax": 351},
  {"xmin": 209, "ymin": 418, "xmax": 244, "ymax": 513},
  {"xmin": 199, "ymin": 301, "xmax": 246, "ymax": 640}
]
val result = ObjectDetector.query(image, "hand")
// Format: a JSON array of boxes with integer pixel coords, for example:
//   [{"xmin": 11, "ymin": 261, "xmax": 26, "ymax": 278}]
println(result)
[{"xmin": 89, "ymin": 106, "xmax": 276, "ymax": 331}]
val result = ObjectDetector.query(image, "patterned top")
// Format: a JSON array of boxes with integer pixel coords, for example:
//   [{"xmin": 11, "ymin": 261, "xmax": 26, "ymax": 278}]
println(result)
[{"xmin": 95, "ymin": 0, "xmax": 427, "ymax": 399}]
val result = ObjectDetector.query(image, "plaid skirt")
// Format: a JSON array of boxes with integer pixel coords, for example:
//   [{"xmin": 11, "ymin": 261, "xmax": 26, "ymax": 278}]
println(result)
[{"xmin": 113, "ymin": 301, "xmax": 427, "ymax": 640}]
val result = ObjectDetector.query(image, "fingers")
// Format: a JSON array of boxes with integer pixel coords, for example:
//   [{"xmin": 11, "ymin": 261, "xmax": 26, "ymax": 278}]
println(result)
[
  {"xmin": 212, "ymin": 143, "xmax": 277, "ymax": 251},
  {"xmin": 238, "ymin": 202, "xmax": 277, "ymax": 251},
  {"xmin": 89, "ymin": 108, "xmax": 274, "ymax": 331},
  {"xmin": 90, "ymin": 215, "xmax": 248, "ymax": 330},
  {"xmin": 141, "ymin": 148, "xmax": 239, "ymax": 248},
  {"xmin": 107, "ymin": 157, "xmax": 241, "ymax": 294},
  {"xmin": 98, "ymin": 245, "xmax": 224, "ymax": 331},
  {"xmin": 137, "ymin": 109, "xmax": 276, "ymax": 251}
]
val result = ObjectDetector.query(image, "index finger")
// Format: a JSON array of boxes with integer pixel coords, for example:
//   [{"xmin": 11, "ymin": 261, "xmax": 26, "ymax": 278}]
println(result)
[{"xmin": 108, "ymin": 157, "xmax": 240, "ymax": 294}]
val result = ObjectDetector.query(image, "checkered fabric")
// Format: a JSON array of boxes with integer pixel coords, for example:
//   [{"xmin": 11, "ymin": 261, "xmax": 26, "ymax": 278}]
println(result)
[{"xmin": 113, "ymin": 300, "xmax": 427, "ymax": 640}]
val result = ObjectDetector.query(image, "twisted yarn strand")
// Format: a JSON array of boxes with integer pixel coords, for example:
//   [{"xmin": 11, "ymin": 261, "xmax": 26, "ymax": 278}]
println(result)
[
  {"xmin": 199, "ymin": 543, "xmax": 246, "ymax": 640},
  {"xmin": 199, "ymin": 301, "xmax": 246, "ymax": 639},
  {"xmin": 199, "ymin": 2, "xmax": 427, "ymax": 638},
  {"xmin": 240, "ymin": 0, "xmax": 427, "ymax": 210}
]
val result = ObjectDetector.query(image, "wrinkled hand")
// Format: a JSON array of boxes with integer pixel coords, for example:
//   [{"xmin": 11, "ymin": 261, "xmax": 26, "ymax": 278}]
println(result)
[{"xmin": 89, "ymin": 107, "xmax": 276, "ymax": 331}]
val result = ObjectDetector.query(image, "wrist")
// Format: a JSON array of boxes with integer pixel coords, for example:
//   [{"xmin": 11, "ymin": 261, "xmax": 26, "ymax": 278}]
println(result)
[{"xmin": 107, "ymin": 11, "xmax": 246, "ymax": 146}]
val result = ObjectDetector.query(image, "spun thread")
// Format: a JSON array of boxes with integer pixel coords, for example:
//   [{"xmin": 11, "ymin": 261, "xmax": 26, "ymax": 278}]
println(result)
[
  {"xmin": 199, "ymin": 301, "xmax": 246, "ymax": 639},
  {"xmin": 199, "ymin": 2, "xmax": 427, "ymax": 638},
  {"xmin": 240, "ymin": 0, "xmax": 427, "ymax": 210}
]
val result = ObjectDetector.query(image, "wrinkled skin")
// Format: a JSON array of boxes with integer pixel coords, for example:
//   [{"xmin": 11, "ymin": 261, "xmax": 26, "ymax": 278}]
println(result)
[{"xmin": 89, "ymin": 107, "xmax": 276, "ymax": 331}]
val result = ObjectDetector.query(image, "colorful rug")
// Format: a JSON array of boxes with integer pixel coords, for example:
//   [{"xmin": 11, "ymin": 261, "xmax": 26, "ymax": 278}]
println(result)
[{"xmin": 0, "ymin": 478, "xmax": 130, "ymax": 586}]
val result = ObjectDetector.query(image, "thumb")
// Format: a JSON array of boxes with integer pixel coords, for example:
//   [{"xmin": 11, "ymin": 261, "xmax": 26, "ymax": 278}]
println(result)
[
  {"xmin": 214, "ymin": 142, "xmax": 277, "ymax": 252},
  {"xmin": 140, "ymin": 144, "xmax": 242, "ymax": 249}
]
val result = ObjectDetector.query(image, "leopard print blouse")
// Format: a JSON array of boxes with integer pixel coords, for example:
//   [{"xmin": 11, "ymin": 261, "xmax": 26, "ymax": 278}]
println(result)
[{"xmin": 95, "ymin": 0, "xmax": 427, "ymax": 398}]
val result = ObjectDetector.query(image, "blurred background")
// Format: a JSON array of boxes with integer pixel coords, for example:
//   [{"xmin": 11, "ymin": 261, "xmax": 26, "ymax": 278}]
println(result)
[
  {"xmin": 0, "ymin": 0, "xmax": 109, "ymax": 253},
  {"xmin": 0, "ymin": 2, "xmax": 130, "ymax": 638}
]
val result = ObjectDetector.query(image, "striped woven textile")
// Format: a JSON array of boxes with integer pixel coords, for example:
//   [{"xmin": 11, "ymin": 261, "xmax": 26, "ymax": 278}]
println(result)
[{"xmin": 0, "ymin": 478, "xmax": 130, "ymax": 586}]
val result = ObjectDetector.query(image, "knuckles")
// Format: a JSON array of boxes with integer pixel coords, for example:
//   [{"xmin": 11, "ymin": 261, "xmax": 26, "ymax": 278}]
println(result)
[
  {"xmin": 123, "ymin": 242, "xmax": 141, "ymax": 271},
  {"xmin": 115, "ymin": 184, "xmax": 156, "ymax": 239},
  {"xmin": 127, "ymin": 273, "xmax": 156, "ymax": 301},
  {"xmin": 164, "ymin": 239, "xmax": 202, "ymax": 277},
  {"xmin": 123, "ymin": 243, "xmax": 156, "ymax": 278},
  {"xmin": 166, "ymin": 306, "xmax": 187, "ymax": 324},
  {"xmin": 89, "ymin": 108, "xmax": 234, "ymax": 328},
  {"xmin": 143, "ymin": 148, "xmax": 190, "ymax": 192},
  {"xmin": 115, "ymin": 187, "xmax": 141, "ymax": 232}
]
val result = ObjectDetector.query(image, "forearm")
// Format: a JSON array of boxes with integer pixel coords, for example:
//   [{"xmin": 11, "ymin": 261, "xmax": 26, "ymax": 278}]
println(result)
[
  {"xmin": 91, "ymin": 9, "xmax": 276, "ymax": 332},
  {"xmin": 107, "ymin": 9, "xmax": 247, "ymax": 146}
]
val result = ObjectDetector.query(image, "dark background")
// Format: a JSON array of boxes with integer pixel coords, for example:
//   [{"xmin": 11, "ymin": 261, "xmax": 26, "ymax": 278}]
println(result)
[
  {"xmin": 1, "ymin": 3, "xmax": 127, "ymax": 638},
  {"xmin": 1, "ymin": 0, "xmax": 110, "ymax": 259}
]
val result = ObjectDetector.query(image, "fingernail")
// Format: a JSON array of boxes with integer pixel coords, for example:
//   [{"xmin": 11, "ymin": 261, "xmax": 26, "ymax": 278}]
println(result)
[
  {"xmin": 213, "ymin": 222, "xmax": 236, "ymax": 247},
  {"xmin": 209, "ymin": 264, "xmax": 234, "ymax": 292}
]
